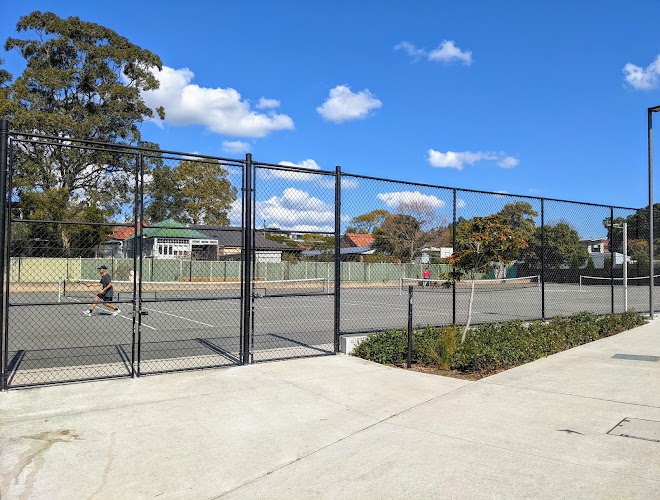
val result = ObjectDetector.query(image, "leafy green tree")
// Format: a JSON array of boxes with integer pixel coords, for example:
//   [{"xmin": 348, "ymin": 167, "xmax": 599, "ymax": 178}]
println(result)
[
  {"xmin": 145, "ymin": 160, "xmax": 237, "ymax": 225},
  {"xmin": 350, "ymin": 209, "xmax": 389, "ymax": 233},
  {"xmin": 371, "ymin": 200, "xmax": 446, "ymax": 262},
  {"xmin": 524, "ymin": 222, "xmax": 588, "ymax": 271},
  {"xmin": 494, "ymin": 201, "xmax": 538, "ymax": 277},
  {"xmin": 448, "ymin": 214, "xmax": 528, "ymax": 342},
  {"xmin": 1, "ymin": 11, "xmax": 165, "ymax": 252},
  {"xmin": 372, "ymin": 213, "xmax": 425, "ymax": 262}
]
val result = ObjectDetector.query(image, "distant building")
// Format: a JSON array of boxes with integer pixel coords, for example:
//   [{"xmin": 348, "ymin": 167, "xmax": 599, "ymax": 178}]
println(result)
[
  {"xmin": 341, "ymin": 233, "xmax": 374, "ymax": 248},
  {"xmin": 414, "ymin": 247, "xmax": 454, "ymax": 264},
  {"xmin": 580, "ymin": 237, "xmax": 608, "ymax": 254},
  {"xmin": 191, "ymin": 225, "xmax": 292, "ymax": 263},
  {"xmin": 125, "ymin": 219, "xmax": 218, "ymax": 260}
]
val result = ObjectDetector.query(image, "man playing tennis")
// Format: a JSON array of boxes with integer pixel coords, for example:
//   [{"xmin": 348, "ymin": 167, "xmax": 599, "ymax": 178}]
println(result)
[{"xmin": 82, "ymin": 266, "xmax": 121, "ymax": 316}]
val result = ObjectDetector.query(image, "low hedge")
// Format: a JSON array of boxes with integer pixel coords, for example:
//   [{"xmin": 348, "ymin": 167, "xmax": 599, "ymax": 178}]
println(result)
[{"xmin": 352, "ymin": 311, "xmax": 646, "ymax": 376}]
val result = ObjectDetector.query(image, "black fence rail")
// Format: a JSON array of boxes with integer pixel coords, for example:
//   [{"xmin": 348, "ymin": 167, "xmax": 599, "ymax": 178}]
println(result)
[{"xmin": 0, "ymin": 121, "xmax": 653, "ymax": 389}]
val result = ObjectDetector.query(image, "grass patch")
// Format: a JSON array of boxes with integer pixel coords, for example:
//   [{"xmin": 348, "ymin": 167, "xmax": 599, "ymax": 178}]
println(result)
[{"xmin": 351, "ymin": 311, "xmax": 646, "ymax": 378}]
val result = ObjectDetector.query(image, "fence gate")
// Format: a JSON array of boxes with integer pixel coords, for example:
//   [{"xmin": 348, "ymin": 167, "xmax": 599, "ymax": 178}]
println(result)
[
  {"xmin": 0, "ymin": 129, "xmax": 246, "ymax": 388},
  {"xmin": 247, "ymin": 161, "xmax": 339, "ymax": 362}
]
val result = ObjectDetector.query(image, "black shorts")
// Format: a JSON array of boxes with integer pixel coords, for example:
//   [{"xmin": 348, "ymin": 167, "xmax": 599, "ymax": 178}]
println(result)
[{"xmin": 96, "ymin": 293, "xmax": 113, "ymax": 302}]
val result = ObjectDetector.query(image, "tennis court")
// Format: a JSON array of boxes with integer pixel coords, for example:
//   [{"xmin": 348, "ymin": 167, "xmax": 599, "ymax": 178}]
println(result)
[{"xmin": 4, "ymin": 274, "xmax": 655, "ymax": 387}]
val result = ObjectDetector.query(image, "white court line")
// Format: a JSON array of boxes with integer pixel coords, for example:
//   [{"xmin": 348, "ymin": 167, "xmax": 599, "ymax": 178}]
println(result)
[
  {"xmin": 144, "ymin": 307, "xmax": 216, "ymax": 327},
  {"xmin": 115, "ymin": 313, "xmax": 158, "ymax": 330}
]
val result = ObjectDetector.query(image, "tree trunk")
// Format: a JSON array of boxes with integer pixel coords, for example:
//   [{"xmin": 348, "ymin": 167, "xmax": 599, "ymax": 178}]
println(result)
[{"xmin": 461, "ymin": 279, "xmax": 476, "ymax": 343}]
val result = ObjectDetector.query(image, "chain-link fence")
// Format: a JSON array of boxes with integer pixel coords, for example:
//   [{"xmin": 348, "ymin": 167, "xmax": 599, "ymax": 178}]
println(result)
[{"xmin": 0, "ymin": 122, "xmax": 653, "ymax": 389}]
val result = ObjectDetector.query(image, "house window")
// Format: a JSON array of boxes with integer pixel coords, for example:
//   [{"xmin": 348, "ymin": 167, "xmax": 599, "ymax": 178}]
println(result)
[{"xmin": 156, "ymin": 238, "xmax": 190, "ymax": 258}]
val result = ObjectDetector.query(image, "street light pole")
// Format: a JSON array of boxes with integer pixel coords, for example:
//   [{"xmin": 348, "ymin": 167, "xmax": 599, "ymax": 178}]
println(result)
[{"xmin": 648, "ymin": 106, "xmax": 660, "ymax": 319}]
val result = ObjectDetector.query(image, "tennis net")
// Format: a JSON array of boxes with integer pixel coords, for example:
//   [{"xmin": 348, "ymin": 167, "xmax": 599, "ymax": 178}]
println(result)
[
  {"xmin": 579, "ymin": 274, "xmax": 660, "ymax": 290},
  {"xmin": 400, "ymin": 275, "xmax": 541, "ymax": 293},
  {"xmin": 59, "ymin": 278, "xmax": 330, "ymax": 301}
]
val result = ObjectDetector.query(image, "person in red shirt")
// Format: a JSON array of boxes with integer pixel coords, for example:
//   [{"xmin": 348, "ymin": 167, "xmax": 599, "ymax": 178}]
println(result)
[{"xmin": 422, "ymin": 267, "xmax": 431, "ymax": 286}]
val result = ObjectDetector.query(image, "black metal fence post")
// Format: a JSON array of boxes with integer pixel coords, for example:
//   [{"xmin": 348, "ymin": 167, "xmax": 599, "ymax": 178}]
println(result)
[
  {"xmin": 241, "ymin": 154, "xmax": 253, "ymax": 365},
  {"xmin": 541, "ymin": 199, "xmax": 545, "ymax": 320},
  {"xmin": 610, "ymin": 207, "xmax": 615, "ymax": 314},
  {"xmin": 136, "ymin": 154, "xmax": 145, "ymax": 376},
  {"xmin": 452, "ymin": 189, "xmax": 457, "ymax": 325},
  {"xmin": 334, "ymin": 166, "xmax": 342, "ymax": 353},
  {"xmin": 130, "ymin": 154, "xmax": 139, "ymax": 378},
  {"xmin": 407, "ymin": 285, "xmax": 413, "ymax": 368},
  {"xmin": 0, "ymin": 119, "xmax": 8, "ymax": 390}
]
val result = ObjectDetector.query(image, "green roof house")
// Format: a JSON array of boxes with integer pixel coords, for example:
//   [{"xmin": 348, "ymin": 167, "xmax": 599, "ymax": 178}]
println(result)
[{"xmin": 125, "ymin": 219, "xmax": 219, "ymax": 260}]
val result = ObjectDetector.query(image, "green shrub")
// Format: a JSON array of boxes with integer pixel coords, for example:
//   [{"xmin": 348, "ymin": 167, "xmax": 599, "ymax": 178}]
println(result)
[
  {"xmin": 352, "ymin": 311, "xmax": 646, "ymax": 376},
  {"xmin": 427, "ymin": 327, "xmax": 459, "ymax": 369}
]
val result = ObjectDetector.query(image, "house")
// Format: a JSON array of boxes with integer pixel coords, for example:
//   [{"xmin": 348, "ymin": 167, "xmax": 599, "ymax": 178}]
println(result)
[
  {"xmin": 341, "ymin": 233, "xmax": 374, "ymax": 248},
  {"xmin": 580, "ymin": 237, "xmax": 608, "ymax": 254},
  {"xmin": 100, "ymin": 222, "xmax": 147, "ymax": 258},
  {"xmin": 414, "ymin": 246, "xmax": 454, "ymax": 264},
  {"xmin": 191, "ymin": 225, "xmax": 292, "ymax": 263},
  {"xmin": 125, "ymin": 219, "xmax": 219, "ymax": 260}
]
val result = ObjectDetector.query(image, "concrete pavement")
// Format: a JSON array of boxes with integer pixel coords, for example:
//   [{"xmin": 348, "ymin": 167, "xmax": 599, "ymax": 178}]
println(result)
[{"xmin": 1, "ymin": 319, "xmax": 659, "ymax": 499}]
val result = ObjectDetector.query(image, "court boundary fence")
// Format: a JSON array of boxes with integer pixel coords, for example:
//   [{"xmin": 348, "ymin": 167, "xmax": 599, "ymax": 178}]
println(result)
[{"xmin": 0, "ymin": 120, "xmax": 652, "ymax": 389}]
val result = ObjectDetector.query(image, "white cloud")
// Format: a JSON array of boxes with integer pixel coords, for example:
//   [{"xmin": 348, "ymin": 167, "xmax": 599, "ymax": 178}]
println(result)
[
  {"xmin": 319, "ymin": 177, "xmax": 359, "ymax": 189},
  {"xmin": 528, "ymin": 188, "xmax": 542, "ymax": 195},
  {"xmin": 256, "ymin": 97, "xmax": 280, "ymax": 109},
  {"xmin": 427, "ymin": 149, "xmax": 519, "ymax": 170},
  {"xmin": 222, "ymin": 140, "xmax": 250, "ymax": 155},
  {"xmin": 257, "ymin": 188, "xmax": 335, "ymax": 231},
  {"xmin": 396, "ymin": 40, "xmax": 472, "ymax": 65},
  {"xmin": 140, "ymin": 66, "xmax": 294, "ymax": 138},
  {"xmin": 316, "ymin": 85, "xmax": 382, "ymax": 123},
  {"xmin": 498, "ymin": 156, "xmax": 519, "ymax": 168},
  {"xmin": 377, "ymin": 191, "xmax": 446, "ymax": 209},
  {"xmin": 428, "ymin": 40, "xmax": 472, "ymax": 65},
  {"xmin": 394, "ymin": 41, "xmax": 426, "ymax": 62},
  {"xmin": 257, "ymin": 159, "xmax": 322, "ymax": 182},
  {"xmin": 456, "ymin": 198, "xmax": 466, "ymax": 208},
  {"xmin": 623, "ymin": 56, "xmax": 660, "ymax": 90}
]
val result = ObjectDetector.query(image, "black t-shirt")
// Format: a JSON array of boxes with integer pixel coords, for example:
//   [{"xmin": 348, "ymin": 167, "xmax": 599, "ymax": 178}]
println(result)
[{"xmin": 100, "ymin": 274, "xmax": 113, "ymax": 296}]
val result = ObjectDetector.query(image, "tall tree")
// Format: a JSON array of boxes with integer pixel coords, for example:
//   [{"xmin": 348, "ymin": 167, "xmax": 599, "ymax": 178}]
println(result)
[
  {"xmin": 371, "ymin": 199, "xmax": 446, "ymax": 262},
  {"xmin": 145, "ymin": 160, "xmax": 238, "ymax": 225},
  {"xmin": 350, "ymin": 209, "xmax": 389, "ymax": 233},
  {"xmin": 493, "ymin": 201, "xmax": 538, "ymax": 277},
  {"xmin": 524, "ymin": 222, "xmax": 588, "ymax": 271},
  {"xmin": 1, "ymin": 11, "xmax": 165, "ymax": 253}
]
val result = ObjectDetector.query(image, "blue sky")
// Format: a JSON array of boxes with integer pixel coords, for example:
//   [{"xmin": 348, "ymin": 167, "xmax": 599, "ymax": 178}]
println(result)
[{"xmin": 2, "ymin": 1, "xmax": 660, "ymax": 236}]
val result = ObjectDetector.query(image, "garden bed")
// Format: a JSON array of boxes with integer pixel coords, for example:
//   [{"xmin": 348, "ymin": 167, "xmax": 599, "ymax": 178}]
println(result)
[{"xmin": 352, "ymin": 311, "xmax": 647, "ymax": 379}]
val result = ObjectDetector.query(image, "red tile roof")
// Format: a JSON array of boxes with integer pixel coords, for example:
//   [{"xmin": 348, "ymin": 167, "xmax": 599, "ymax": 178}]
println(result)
[
  {"xmin": 343, "ymin": 233, "xmax": 374, "ymax": 247},
  {"xmin": 112, "ymin": 222, "xmax": 147, "ymax": 241}
]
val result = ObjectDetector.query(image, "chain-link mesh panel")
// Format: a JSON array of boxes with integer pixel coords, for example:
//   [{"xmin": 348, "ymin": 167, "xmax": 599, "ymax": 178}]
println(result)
[
  {"xmin": 454, "ymin": 190, "xmax": 543, "ymax": 324},
  {"xmin": 340, "ymin": 175, "xmax": 454, "ymax": 332},
  {"xmin": 136, "ymin": 153, "xmax": 243, "ymax": 374},
  {"xmin": 542, "ymin": 200, "xmax": 612, "ymax": 317},
  {"xmin": 251, "ymin": 164, "xmax": 336, "ymax": 361},
  {"xmin": 611, "ymin": 207, "xmax": 652, "ymax": 315},
  {"xmin": 5, "ymin": 136, "xmax": 140, "ymax": 386}
]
